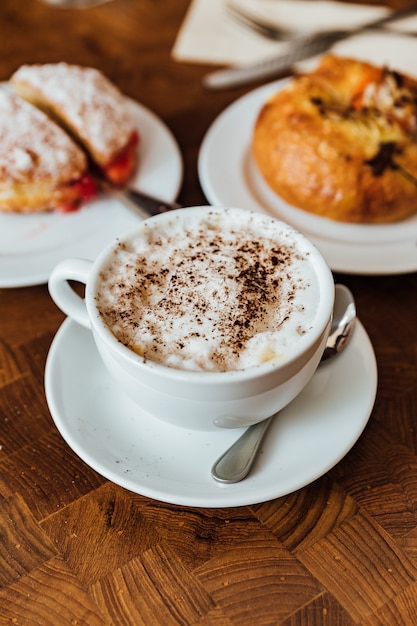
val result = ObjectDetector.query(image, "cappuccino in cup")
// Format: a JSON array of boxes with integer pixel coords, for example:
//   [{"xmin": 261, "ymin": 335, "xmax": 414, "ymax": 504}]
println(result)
[
  {"xmin": 49, "ymin": 206, "xmax": 333, "ymax": 429},
  {"xmin": 96, "ymin": 208, "xmax": 320, "ymax": 372}
]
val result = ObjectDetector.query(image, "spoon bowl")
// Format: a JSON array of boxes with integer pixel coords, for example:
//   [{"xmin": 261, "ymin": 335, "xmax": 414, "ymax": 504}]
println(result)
[{"xmin": 211, "ymin": 283, "xmax": 356, "ymax": 483}]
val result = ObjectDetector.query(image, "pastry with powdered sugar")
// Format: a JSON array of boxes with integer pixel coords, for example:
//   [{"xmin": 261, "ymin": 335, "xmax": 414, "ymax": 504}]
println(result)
[
  {"xmin": 0, "ymin": 88, "xmax": 96, "ymax": 213},
  {"xmin": 11, "ymin": 63, "xmax": 139, "ymax": 187}
]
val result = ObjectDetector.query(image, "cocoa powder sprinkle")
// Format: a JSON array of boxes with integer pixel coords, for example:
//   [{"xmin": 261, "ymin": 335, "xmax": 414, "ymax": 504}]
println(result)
[{"xmin": 96, "ymin": 214, "xmax": 316, "ymax": 372}]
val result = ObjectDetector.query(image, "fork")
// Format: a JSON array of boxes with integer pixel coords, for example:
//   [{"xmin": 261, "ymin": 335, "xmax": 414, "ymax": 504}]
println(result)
[
  {"xmin": 226, "ymin": 2, "xmax": 296, "ymax": 41},
  {"xmin": 204, "ymin": 3, "xmax": 417, "ymax": 89},
  {"xmin": 226, "ymin": 2, "xmax": 416, "ymax": 42}
]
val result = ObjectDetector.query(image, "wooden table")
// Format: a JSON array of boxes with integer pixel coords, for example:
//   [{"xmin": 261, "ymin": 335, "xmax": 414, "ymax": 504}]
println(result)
[{"xmin": 1, "ymin": 1, "xmax": 417, "ymax": 623}]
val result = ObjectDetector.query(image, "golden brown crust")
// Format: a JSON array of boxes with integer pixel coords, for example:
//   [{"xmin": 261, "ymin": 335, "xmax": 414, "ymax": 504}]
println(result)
[
  {"xmin": 0, "ymin": 88, "xmax": 91, "ymax": 213},
  {"xmin": 252, "ymin": 55, "xmax": 417, "ymax": 223}
]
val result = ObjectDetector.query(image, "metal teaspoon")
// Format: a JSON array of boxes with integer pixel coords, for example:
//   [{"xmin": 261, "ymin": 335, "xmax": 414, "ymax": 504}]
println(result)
[{"xmin": 211, "ymin": 283, "xmax": 357, "ymax": 483}]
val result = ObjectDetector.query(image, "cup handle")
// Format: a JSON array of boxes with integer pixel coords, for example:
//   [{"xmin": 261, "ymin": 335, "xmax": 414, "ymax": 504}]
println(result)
[{"xmin": 48, "ymin": 258, "xmax": 93, "ymax": 328}]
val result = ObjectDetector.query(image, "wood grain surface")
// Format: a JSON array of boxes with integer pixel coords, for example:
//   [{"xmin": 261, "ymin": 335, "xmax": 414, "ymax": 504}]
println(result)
[{"xmin": 1, "ymin": 1, "xmax": 417, "ymax": 624}]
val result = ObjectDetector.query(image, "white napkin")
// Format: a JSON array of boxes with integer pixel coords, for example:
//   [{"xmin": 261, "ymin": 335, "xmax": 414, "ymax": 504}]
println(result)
[{"xmin": 172, "ymin": 0, "xmax": 417, "ymax": 67}]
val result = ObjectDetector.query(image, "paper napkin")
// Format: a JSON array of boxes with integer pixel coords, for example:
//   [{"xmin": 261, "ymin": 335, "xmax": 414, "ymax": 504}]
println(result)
[{"xmin": 172, "ymin": 0, "xmax": 417, "ymax": 67}]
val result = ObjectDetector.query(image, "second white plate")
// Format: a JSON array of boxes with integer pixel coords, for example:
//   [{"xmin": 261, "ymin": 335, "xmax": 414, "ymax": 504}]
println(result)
[{"xmin": 198, "ymin": 79, "xmax": 417, "ymax": 275}]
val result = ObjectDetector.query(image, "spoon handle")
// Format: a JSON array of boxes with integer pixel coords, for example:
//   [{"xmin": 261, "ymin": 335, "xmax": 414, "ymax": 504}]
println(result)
[
  {"xmin": 211, "ymin": 416, "xmax": 274, "ymax": 483},
  {"xmin": 211, "ymin": 284, "xmax": 356, "ymax": 484}
]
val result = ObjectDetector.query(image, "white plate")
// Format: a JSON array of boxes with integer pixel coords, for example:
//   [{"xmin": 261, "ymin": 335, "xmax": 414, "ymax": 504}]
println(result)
[
  {"xmin": 0, "ymin": 98, "xmax": 183, "ymax": 288},
  {"xmin": 198, "ymin": 34, "xmax": 417, "ymax": 274},
  {"xmin": 45, "ymin": 317, "xmax": 377, "ymax": 508}
]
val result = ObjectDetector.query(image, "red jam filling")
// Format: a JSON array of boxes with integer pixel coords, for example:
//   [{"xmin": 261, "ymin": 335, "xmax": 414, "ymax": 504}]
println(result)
[
  {"xmin": 58, "ymin": 174, "xmax": 98, "ymax": 213},
  {"xmin": 104, "ymin": 130, "xmax": 139, "ymax": 186},
  {"xmin": 55, "ymin": 130, "xmax": 139, "ymax": 212}
]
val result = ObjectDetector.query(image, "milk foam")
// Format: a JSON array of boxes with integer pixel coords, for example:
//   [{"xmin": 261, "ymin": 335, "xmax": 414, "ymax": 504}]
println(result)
[{"xmin": 96, "ymin": 209, "xmax": 320, "ymax": 372}]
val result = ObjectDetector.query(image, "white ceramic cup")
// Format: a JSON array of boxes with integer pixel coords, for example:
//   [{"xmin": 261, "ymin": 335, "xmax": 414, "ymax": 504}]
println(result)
[{"xmin": 48, "ymin": 206, "xmax": 334, "ymax": 430}]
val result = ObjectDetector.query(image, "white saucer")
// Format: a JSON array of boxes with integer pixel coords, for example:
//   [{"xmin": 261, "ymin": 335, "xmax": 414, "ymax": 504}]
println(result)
[
  {"xmin": 198, "ymin": 38, "xmax": 417, "ymax": 275},
  {"xmin": 0, "ymin": 97, "xmax": 183, "ymax": 288},
  {"xmin": 45, "ymin": 317, "xmax": 377, "ymax": 508}
]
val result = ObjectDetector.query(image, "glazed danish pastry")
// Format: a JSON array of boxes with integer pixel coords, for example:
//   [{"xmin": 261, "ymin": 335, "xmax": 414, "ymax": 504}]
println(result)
[
  {"xmin": 0, "ymin": 89, "xmax": 96, "ymax": 213},
  {"xmin": 11, "ymin": 63, "xmax": 139, "ymax": 186},
  {"xmin": 252, "ymin": 55, "xmax": 417, "ymax": 223}
]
